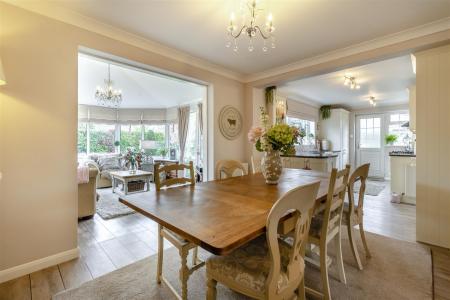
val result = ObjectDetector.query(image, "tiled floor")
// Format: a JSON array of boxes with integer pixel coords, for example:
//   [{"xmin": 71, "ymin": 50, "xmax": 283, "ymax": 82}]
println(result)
[{"xmin": 0, "ymin": 182, "xmax": 441, "ymax": 300}]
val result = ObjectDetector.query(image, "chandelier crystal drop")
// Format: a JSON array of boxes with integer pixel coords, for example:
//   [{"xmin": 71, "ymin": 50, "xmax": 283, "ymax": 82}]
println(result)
[
  {"xmin": 226, "ymin": 0, "xmax": 275, "ymax": 53},
  {"xmin": 95, "ymin": 64, "xmax": 123, "ymax": 108}
]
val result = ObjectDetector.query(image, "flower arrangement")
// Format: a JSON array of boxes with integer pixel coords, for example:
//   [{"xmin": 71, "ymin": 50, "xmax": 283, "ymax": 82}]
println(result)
[
  {"xmin": 124, "ymin": 147, "xmax": 144, "ymax": 170},
  {"xmin": 248, "ymin": 107, "xmax": 301, "ymax": 154}
]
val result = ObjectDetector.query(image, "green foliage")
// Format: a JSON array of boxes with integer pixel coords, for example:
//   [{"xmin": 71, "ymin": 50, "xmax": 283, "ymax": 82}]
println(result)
[
  {"xmin": 320, "ymin": 106, "xmax": 332, "ymax": 120},
  {"xmin": 77, "ymin": 123, "xmax": 87, "ymax": 153},
  {"xmin": 385, "ymin": 134, "xmax": 398, "ymax": 145},
  {"xmin": 89, "ymin": 126, "xmax": 115, "ymax": 153},
  {"xmin": 265, "ymin": 86, "xmax": 276, "ymax": 106}
]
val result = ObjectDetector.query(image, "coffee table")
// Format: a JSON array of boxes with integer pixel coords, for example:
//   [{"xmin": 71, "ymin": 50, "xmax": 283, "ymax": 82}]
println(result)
[{"xmin": 110, "ymin": 170, "xmax": 153, "ymax": 195}]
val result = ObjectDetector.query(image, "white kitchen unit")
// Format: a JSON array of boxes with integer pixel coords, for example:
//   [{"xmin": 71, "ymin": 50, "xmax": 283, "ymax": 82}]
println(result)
[
  {"xmin": 390, "ymin": 155, "xmax": 416, "ymax": 204},
  {"xmin": 281, "ymin": 156, "xmax": 337, "ymax": 173},
  {"xmin": 320, "ymin": 108, "xmax": 350, "ymax": 169},
  {"xmin": 408, "ymin": 85, "xmax": 416, "ymax": 133}
]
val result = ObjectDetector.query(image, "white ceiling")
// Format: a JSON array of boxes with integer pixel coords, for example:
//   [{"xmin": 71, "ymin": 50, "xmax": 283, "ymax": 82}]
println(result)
[
  {"xmin": 40, "ymin": 0, "xmax": 449, "ymax": 74},
  {"xmin": 278, "ymin": 55, "xmax": 415, "ymax": 109},
  {"xmin": 78, "ymin": 54, "xmax": 206, "ymax": 108}
]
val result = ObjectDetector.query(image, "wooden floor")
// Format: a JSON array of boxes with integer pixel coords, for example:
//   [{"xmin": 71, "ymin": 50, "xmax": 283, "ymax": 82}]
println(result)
[{"xmin": 0, "ymin": 182, "xmax": 447, "ymax": 300}]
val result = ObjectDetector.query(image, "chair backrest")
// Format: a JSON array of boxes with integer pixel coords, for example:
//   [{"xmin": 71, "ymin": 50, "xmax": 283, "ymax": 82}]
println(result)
[
  {"xmin": 215, "ymin": 160, "xmax": 246, "ymax": 180},
  {"xmin": 320, "ymin": 165, "xmax": 351, "ymax": 238},
  {"xmin": 265, "ymin": 181, "xmax": 320, "ymax": 298},
  {"xmin": 347, "ymin": 163, "xmax": 370, "ymax": 216},
  {"xmin": 251, "ymin": 156, "xmax": 261, "ymax": 174},
  {"xmin": 154, "ymin": 161, "xmax": 195, "ymax": 191}
]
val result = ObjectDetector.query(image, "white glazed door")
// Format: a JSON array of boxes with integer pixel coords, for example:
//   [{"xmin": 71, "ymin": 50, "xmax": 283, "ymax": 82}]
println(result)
[{"xmin": 356, "ymin": 115, "xmax": 384, "ymax": 177}]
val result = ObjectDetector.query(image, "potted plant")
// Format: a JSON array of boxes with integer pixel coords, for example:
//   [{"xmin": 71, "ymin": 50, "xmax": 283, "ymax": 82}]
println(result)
[
  {"xmin": 385, "ymin": 134, "xmax": 398, "ymax": 145},
  {"xmin": 159, "ymin": 148, "xmax": 168, "ymax": 158},
  {"xmin": 248, "ymin": 107, "xmax": 300, "ymax": 184},
  {"xmin": 124, "ymin": 148, "xmax": 143, "ymax": 174}
]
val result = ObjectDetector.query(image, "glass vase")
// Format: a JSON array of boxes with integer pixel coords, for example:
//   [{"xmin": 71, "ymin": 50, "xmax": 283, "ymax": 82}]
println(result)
[{"xmin": 261, "ymin": 149, "xmax": 282, "ymax": 184}]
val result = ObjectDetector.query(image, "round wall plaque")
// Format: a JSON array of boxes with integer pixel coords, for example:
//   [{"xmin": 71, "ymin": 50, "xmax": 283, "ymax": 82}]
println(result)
[{"xmin": 218, "ymin": 105, "xmax": 242, "ymax": 140}]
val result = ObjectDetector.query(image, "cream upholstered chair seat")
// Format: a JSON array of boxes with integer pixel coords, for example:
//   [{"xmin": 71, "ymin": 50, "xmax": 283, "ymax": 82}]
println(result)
[
  {"xmin": 206, "ymin": 182, "xmax": 320, "ymax": 300},
  {"xmin": 207, "ymin": 236, "xmax": 297, "ymax": 295}
]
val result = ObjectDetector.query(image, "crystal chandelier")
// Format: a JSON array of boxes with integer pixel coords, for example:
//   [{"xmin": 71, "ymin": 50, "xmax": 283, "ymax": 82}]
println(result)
[
  {"xmin": 226, "ymin": 0, "xmax": 275, "ymax": 53},
  {"xmin": 343, "ymin": 74, "xmax": 361, "ymax": 90},
  {"xmin": 95, "ymin": 64, "xmax": 122, "ymax": 107}
]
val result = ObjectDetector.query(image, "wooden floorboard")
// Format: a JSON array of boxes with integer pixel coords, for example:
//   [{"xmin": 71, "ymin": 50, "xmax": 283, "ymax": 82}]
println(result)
[
  {"xmin": 432, "ymin": 247, "xmax": 450, "ymax": 300},
  {"xmin": 0, "ymin": 275, "xmax": 31, "ymax": 300},
  {"xmin": 30, "ymin": 266, "xmax": 65, "ymax": 300}
]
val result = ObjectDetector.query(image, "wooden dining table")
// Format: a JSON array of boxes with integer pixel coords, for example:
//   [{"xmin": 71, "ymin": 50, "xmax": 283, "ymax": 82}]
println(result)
[{"xmin": 119, "ymin": 168, "xmax": 330, "ymax": 256}]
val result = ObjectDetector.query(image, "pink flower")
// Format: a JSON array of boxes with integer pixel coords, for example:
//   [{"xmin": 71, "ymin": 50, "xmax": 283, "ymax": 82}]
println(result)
[{"xmin": 248, "ymin": 126, "xmax": 264, "ymax": 143}]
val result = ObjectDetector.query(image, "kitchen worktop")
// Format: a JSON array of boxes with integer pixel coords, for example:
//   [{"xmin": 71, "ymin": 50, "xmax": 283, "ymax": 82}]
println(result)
[
  {"xmin": 389, "ymin": 152, "xmax": 416, "ymax": 157},
  {"xmin": 281, "ymin": 152, "xmax": 339, "ymax": 159}
]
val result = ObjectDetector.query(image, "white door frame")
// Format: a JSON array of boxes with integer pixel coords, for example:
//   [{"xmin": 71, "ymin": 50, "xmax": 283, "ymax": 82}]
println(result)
[{"xmin": 355, "ymin": 114, "xmax": 385, "ymax": 178}]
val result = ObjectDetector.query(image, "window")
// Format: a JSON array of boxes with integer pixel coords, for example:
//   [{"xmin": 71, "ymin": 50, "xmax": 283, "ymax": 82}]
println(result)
[
  {"xmin": 286, "ymin": 116, "xmax": 316, "ymax": 145},
  {"xmin": 77, "ymin": 122, "xmax": 88, "ymax": 154},
  {"xmin": 388, "ymin": 113, "xmax": 411, "ymax": 146},
  {"xmin": 120, "ymin": 124, "xmax": 142, "ymax": 152},
  {"xmin": 168, "ymin": 123, "xmax": 179, "ymax": 159},
  {"xmin": 89, "ymin": 123, "xmax": 115, "ymax": 153},
  {"xmin": 144, "ymin": 124, "xmax": 166, "ymax": 156},
  {"xmin": 359, "ymin": 117, "xmax": 381, "ymax": 148}
]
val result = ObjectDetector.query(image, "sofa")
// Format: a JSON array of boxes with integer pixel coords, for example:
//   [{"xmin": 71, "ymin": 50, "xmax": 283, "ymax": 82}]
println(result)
[
  {"xmin": 78, "ymin": 166, "xmax": 98, "ymax": 219},
  {"xmin": 86, "ymin": 153, "xmax": 127, "ymax": 188}
]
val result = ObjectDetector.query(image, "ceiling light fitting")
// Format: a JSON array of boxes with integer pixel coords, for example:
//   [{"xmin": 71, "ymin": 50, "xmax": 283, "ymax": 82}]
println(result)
[
  {"xmin": 226, "ymin": 0, "xmax": 275, "ymax": 53},
  {"xmin": 343, "ymin": 75, "xmax": 360, "ymax": 90},
  {"xmin": 369, "ymin": 96, "xmax": 377, "ymax": 107},
  {"xmin": 95, "ymin": 64, "xmax": 123, "ymax": 108}
]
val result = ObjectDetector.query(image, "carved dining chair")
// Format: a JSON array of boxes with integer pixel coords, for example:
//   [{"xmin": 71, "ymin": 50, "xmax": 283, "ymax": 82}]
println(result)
[
  {"xmin": 154, "ymin": 161, "xmax": 204, "ymax": 300},
  {"xmin": 206, "ymin": 181, "xmax": 320, "ymax": 300},
  {"xmin": 215, "ymin": 159, "xmax": 246, "ymax": 180},
  {"xmin": 251, "ymin": 155, "xmax": 262, "ymax": 174},
  {"xmin": 306, "ymin": 165, "xmax": 350, "ymax": 300},
  {"xmin": 343, "ymin": 163, "xmax": 371, "ymax": 270}
]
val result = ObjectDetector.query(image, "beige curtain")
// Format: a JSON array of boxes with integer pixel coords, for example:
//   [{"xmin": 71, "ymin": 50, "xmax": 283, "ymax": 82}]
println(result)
[
  {"xmin": 178, "ymin": 106, "xmax": 190, "ymax": 163},
  {"xmin": 197, "ymin": 103, "xmax": 203, "ymax": 166}
]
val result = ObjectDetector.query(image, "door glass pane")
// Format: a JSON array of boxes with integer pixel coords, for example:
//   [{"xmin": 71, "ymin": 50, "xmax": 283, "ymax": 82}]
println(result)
[{"xmin": 360, "ymin": 117, "xmax": 381, "ymax": 148}]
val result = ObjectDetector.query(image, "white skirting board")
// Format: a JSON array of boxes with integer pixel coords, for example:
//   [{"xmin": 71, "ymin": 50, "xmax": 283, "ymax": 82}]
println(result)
[{"xmin": 0, "ymin": 247, "xmax": 79, "ymax": 284}]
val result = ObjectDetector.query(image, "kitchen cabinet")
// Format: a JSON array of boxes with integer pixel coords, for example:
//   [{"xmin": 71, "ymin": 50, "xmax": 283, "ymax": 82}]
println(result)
[
  {"xmin": 282, "ymin": 156, "xmax": 336, "ymax": 172},
  {"xmin": 390, "ymin": 155, "xmax": 416, "ymax": 204},
  {"xmin": 319, "ymin": 108, "xmax": 349, "ymax": 169},
  {"xmin": 408, "ymin": 85, "xmax": 416, "ymax": 132}
]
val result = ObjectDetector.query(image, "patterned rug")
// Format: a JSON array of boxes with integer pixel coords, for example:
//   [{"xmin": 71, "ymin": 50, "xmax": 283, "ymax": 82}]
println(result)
[
  {"xmin": 54, "ymin": 231, "xmax": 432, "ymax": 300},
  {"xmin": 353, "ymin": 181, "xmax": 386, "ymax": 196},
  {"xmin": 95, "ymin": 188, "xmax": 136, "ymax": 220}
]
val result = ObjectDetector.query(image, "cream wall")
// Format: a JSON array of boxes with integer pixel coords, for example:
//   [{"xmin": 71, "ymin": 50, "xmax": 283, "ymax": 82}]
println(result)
[
  {"xmin": 415, "ymin": 44, "xmax": 450, "ymax": 248},
  {"xmin": 0, "ymin": 2, "xmax": 245, "ymax": 273}
]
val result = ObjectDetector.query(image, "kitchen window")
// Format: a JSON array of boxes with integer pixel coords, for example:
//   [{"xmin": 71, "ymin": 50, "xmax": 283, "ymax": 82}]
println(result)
[
  {"xmin": 388, "ymin": 113, "xmax": 411, "ymax": 146},
  {"xmin": 286, "ymin": 116, "xmax": 316, "ymax": 145}
]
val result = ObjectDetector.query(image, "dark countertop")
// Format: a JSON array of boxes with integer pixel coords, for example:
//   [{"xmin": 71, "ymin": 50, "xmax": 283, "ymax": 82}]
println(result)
[
  {"xmin": 281, "ymin": 152, "xmax": 338, "ymax": 159},
  {"xmin": 389, "ymin": 153, "xmax": 416, "ymax": 157}
]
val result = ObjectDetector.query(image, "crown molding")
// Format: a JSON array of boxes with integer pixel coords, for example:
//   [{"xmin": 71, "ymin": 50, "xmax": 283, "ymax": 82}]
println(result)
[
  {"xmin": 2, "ymin": 0, "xmax": 245, "ymax": 82},
  {"xmin": 243, "ymin": 17, "xmax": 450, "ymax": 83},
  {"xmin": 3, "ymin": 1, "xmax": 449, "ymax": 85}
]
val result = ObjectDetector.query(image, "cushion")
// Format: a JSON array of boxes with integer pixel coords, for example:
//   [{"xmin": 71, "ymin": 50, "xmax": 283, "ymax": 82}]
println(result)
[
  {"xmin": 206, "ymin": 235, "xmax": 302, "ymax": 295},
  {"xmin": 98, "ymin": 156, "xmax": 122, "ymax": 171}
]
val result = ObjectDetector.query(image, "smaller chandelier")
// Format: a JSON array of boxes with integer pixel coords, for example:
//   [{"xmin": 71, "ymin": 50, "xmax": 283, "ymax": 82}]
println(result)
[
  {"xmin": 369, "ymin": 96, "xmax": 377, "ymax": 107},
  {"xmin": 95, "ymin": 64, "xmax": 122, "ymax": 108},
  {"xmin": 226, "ymin": 0, "xmax": 275, "ymax": 52},
  {"xmin": 343, "ymin": 74, "xmax": 360, "ymax": 90}
]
